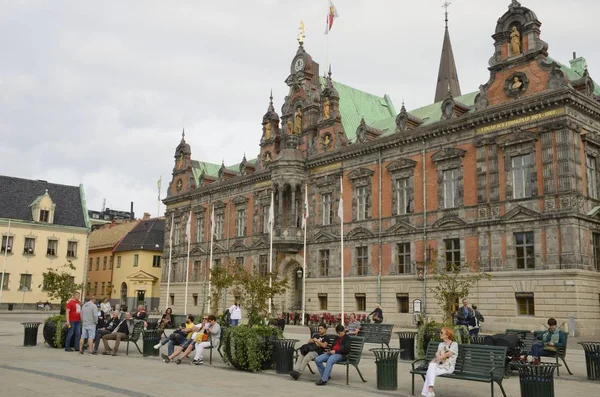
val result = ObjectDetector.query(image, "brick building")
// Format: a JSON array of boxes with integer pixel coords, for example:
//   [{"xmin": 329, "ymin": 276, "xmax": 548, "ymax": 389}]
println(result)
[{"xmin": 162, "ymin": 2, "xmax": 600, "ymax": 336}]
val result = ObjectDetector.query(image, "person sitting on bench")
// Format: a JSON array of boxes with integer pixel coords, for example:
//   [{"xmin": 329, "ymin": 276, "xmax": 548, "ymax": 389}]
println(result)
[
  {"xmin": 530, "ymin": 317, "xmax": 565, "ymax": 365},
  {"xmin": 421, "ymin": 327, "xmax": 458, "ymax": 397}
]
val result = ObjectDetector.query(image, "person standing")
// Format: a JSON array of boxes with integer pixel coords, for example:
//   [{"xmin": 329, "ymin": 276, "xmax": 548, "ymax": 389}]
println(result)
[
  {"xmin": 228, "ymin": 303, "xmax": 241, "ymax": 326},
  {"xmin": 469, "ymin": 304, "xmax": 484, "ymax": 336},
  {"xmin": 421, "ymin": 327, "xmax": 459, "ymax": 397},
  {"xmin": 455, "ymin": 299, "xmax": 473, "ymax": 327},
  {"xmin": 100, "ymin": 298, "xmax": 112, "ymax": 317},
  {"xmin": 64, "ymin": 291, "xmax": 82, "ymax": 352},
  {"xmin": 79, "ymin": 296, "xmax": 98, "ymax": 354}
]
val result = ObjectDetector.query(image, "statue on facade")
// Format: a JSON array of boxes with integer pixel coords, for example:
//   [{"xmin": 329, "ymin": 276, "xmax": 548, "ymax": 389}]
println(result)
[
  {"xmin": 323, "ymin": 97, "xmax": 331, "ymax": 119},
  {"xmin": 286, "ymin": 120, "xmax": 294, "ymax": 135},
  {"xmin": 264, "ymin": 122, "xmax": 272, "ymax": 140},
  {"xmin": 294, "ymin": 108, "xmax": 303, "ymax": 134},
  {"xmin": 510, "ymin": 26, "xmax": 521, "ymax": 55},
  {"xmin": 511, "ymin": 76, "xmax": 523, "ymax": 90},
  {"xmin": 177, "ymin": 152, "xmax": 184, "ymax": 169},
  {"xmin": 297, "ymin": 20, "xmax": 305, "ymax": 46}
]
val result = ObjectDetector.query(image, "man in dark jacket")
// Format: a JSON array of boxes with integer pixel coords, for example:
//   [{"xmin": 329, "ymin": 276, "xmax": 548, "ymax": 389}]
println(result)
[
  {"xmin": 93, "ymin": 311, "xmax": 119, "ymax": 354},
  {"xmin": 314, "ymin": 324, "xmax": 351, "ymax": 386}
]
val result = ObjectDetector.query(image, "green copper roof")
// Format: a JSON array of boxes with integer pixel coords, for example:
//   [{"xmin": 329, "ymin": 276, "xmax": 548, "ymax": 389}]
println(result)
[
  {"xmin": 548, "ymin": 56, "xmax": 600, "ymax": 96},
  {"xmin": 191, "ymin": 161, "xmax": 221, "ymax": 185},
  {"xmin": 320, "ymin": 77, "xmax": 397, "ymax": 142}
]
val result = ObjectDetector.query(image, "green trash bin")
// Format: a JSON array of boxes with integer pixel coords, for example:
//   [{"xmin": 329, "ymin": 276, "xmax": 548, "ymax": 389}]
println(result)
[
  {"xmin": 578, "ymin": 342, "xmax": 600, "ymax": 380},
  {"xmin": 272, "ymin": 338, "xmax": 298, "ymax": 374},
  {"xmin": 371, "ymin": 348, "xmax": 402, "ymax": 391},
  {"xmin": 22, "ymin": 322, "xmax": 42, "ymax": 347},
  {"xmin": 396, "ymin": 332, "xmax": 416, "ymax": 361},
  {"xmin": 142, "ymin": 330, "xmax": 161, "ymax": 357},
  {"xmin": 517, "ymin": 363, "xmax": 559, "ymax": 397}
]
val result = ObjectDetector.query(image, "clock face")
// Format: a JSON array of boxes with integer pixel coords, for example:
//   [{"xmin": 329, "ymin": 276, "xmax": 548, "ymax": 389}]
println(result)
[
  {"xmin": 176, "ymin": 179, "xmax": 183, "ymax": 192},
  {"xmin": 294, "ymin": 58, "xmax": 305, "ymax": 72}
]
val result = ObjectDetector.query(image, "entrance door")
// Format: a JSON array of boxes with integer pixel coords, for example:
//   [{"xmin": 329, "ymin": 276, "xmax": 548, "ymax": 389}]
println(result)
[
  {"xmin": 120, "ymin": 282, "xmax": 128, "ymax": 309},
  {"xmin": 136, "ymin": 290, "xmax": 146, "ymax": 308}
]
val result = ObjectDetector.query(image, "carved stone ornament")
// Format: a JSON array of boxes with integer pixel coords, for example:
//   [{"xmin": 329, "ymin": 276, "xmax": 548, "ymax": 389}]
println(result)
[
  {"xmin": 504, "ymin": 72, "xmax": 529, "ymax": 98},
  {"xmin": 545, "ymin": 198, "xmax": 555, "ymax": 211},
  {"xmin": 441, "ymin": 99, "xmax": 455, "ymax": 120},
  {"xmin": 474, "ymin": 84, "xmax": 489, "ymax": 111},
  {"xmin": 321, "ymin": 132, "xmax": 333, "ymax": 150},
  {"xmin": 547, "ymin": 63, "xmax": 565, "ymax": 90},
  {"xmin": 386, "ymin": 158, "xmax": 417, "ymax": 173},
  {"xmin": 347, "ymin": 167, "xmax": 375, "ymax": 181},
  {"xmin": 478, "ymin": 207, "xmax": 488, "ymax": 219},
  {"xmin": 431, "ymin": 147, "xmax": 466, "ymax": 163},
  {"xmin": 496, "ymin": 128, "xmax": 539, "ymax": 147},
  {"xmin": 263, "ymin": 151, "xmax": 272, "ymax": 164},
  {"xmin": 491, "ymin": 206, "xmax": 500, "ymax": 217}
]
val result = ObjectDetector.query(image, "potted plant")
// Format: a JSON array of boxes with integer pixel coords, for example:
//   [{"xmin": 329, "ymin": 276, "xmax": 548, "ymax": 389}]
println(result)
[
  {"xmin": 43, "ymin": 315, "xmax": 68, "ymax": 348},
  {"xmin": 222, "ymin": 324, "xmax": 282, "ymax": 371}
]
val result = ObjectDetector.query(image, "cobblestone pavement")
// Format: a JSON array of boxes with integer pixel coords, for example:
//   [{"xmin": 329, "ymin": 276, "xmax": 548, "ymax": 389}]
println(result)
[{"xmin": 1, "ymin": 312, "xmax": 599, "ymax": 397}]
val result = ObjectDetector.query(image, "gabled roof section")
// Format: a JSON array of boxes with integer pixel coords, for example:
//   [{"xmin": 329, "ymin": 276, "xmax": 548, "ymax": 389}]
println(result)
[
  {"xmin": 319, "ymin": 77, "xmax": 396, "ymax": 143},
  {"xmin": 434, "ymin": 25, "xmax": 461, "ymax": 103},
  {"xmin": 0, "ymin": 175, "xmax": 88, "ymax": 228},
  {"xmin": 114, "ymin": 218, "xmax": 165, "ymax": 252},
  {"xmin": 89, "ymin": 220, "xmax": 139, "ymax": 250}
]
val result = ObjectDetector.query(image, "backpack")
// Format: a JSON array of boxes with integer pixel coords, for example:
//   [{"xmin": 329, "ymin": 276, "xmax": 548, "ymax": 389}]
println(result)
[{"xmin": 475, "ymin": 310, "xmax": 484, "ymax": 323}]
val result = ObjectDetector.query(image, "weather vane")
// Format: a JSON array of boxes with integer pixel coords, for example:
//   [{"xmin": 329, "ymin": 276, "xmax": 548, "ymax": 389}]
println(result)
[
  {"xmin": 442, "ymin": 1, "xmax": 451, "ymax": 27},
  {"xmin": 297, "ymin": 20, "xmax": 305, "ymax": 46}
]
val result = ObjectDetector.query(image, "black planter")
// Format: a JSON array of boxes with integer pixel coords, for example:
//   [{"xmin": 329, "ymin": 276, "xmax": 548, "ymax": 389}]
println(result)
[
  {"xmin": 43, "ymin": 321, "xmax": 68, "ymax": 348},
  {"xmin": 223, "ymin": 333, "xmax": 275, "ymax": 371}
]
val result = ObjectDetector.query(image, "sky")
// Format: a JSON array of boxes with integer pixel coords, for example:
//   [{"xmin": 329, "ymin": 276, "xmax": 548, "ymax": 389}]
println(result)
[{"xmin": 1, "ymin": 0, "xmax": 599, "ymax": 218}]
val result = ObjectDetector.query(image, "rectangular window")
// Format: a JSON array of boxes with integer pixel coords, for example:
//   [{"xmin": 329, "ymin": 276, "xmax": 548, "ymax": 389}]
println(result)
[
  {"xmin": 444, "ymin": 238, "xmax": 461, "ymax": 270},
  {"xmin": 101, "ymin": 282, "xmax": 105, "ymax": 295},
  {"xmin": 321, "ymin": 193, "xmax": 333, "ymax": 225},
  {"xmin": 174, "ymin": 222, "xmax": 180, "ymax": 245},
  {"xmin": 235, "ymin": 256, "xmax": 244, "ymax": 267},
  {"xmin": 192, "ymin": 293, "xmax": 198, "ymax": 306},
  {"xmin": 96, "ymin": 257, "xmax": 100, "ymax": 270},
  {"xmin": 192, "ymin": 261, "xmax": 201, "ymax": 282},
  {"xmin": 236, "ymin": 209, "xmax": 246, "ymax": 237},
  {"xmin": 443, "ymin": 168, "xmax": 459, "ymax": 208},
  {"xmin": 396, "ymin": 178, "xmax": 410, "ymax": 215},
  {"xmin": 1, "ymin": 235, "xmax": 13, "ymax": 253},
  {"xmin": 259, "ymin": 255, "xmax": 268, "ymax": 277},
  {"xmin": 318, "ymin": 293, "xmax": 328, "ymax": 310},
  {"xmin": 20, "ymin": 274, "xmax": 32, "ymax": 291},
  {"xmin": 152, "ymin": 255, "xmax": 161, "ymax": 268},
  {"xmin": 397, "ymin": 243, "xmax": 411, "ymax": 274},
  {"xmin": 88, "ymin": 258, "xmax": 93, "ymax": 272},
  {"xmin": 133, "ymin": 254, "xmax": 139, "ymax": 267},
  {"xmin": 215, "ymin": 214, "xmax": 224, "ymax": 240},
  {"xmin": 195, "ymin": 216, "xmax": 204, "ymax": 243},
  {"xmin": 117, "ymin": 256, "xmax": 122, "ymax": 268},
  {"xmin": 319, "ymin": 249, "xmax": 330, "ymax": 277},
  {"xmin": 515, "ymin": 232, "xmax": 535, "ymax": 269},
  {"xmin": 1, "ymin": 273, "xmax": 9, "ymax": 290},
  {"xmin": 47, "ymin": 239, "xmax": 58, "ymax": 256},
  {"xmin": 213, "ymin": 258, "xmax": 221, "ymax": 268},
  {"xmin": 356, "ymin": 186, "xmax": 368, "ymax": 220},
  {"xmin": 67, "ymin": 241, "xmax": 77, "ymax": 258},
  {"xmin": 102, "ymin": 256, "xmax": 107, "ymax": 270},
  {"xmin": 356, "ymin": 246, "xmax": 368, "ymax": 276},
  {"xmin": 109, "ymin": 256, "xmax": 113, "ymax": 269},
  {"xmin": 262, "ymin": 205, "xmax": 270, "ymax": 234},
  {"xmin": 516, "ymin": 292, "xmax": 535, "ymax": 316},
  {"xmin": 93, "ymin": 282, "xmax": 98, "ymax": 295},
  {"xmin": 594, "ymin": 233, "xmax": 600, "ymax": 271},
  {"xmin": 169, "ymin": 294, "xmax": 175, "ymax": 305},
  {"xmin": 86, "ymin": 282, "xmax": 91, "ymax": 293},
  {"xmin": 24, "ymin": 238, "xmax": 35, "ymax": 255},
  {"xmin": 355, "ymin": 293, "xmax": 366, "ymax": 311},
  {"xmin": 588, "ymin": 155, "xmax": 598, "ymax": 199},
  {"xmin": 396, "ymin": 293, "xmax": 409, "ymax": 313},
  {"xmin": 512, "ymin": 154, "xmax": 532, "ymax": 199},
  {"xmin": 39, "ymin": 210, "xmax": 49, "ymax": 222}
]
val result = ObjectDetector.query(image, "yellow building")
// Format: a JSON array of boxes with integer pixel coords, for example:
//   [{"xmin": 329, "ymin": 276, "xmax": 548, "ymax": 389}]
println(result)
[
  {"xmin": 110, "ymin": 217, "xmax": 164, "ymax": 312},
  {"xmin": 0, "ymin": 176, "xmax": 89, "ymax": 309}
]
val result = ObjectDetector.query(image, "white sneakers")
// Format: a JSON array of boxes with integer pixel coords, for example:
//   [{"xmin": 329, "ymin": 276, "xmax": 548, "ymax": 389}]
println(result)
[
  {"xmin": 427, "ymin": 392, "xmax": 435, "ymax": 397},
  {"xmin": 153, "ymin": 343, "xmax": 161, "ymax": 349}
]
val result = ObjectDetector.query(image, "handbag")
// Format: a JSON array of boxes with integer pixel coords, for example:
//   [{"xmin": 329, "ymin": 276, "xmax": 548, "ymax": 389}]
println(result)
[
  {"xmin": 543, "ymin": 345, "xmax": 557, "ymax": 352},
  {"xmin": 299, "ymin": 343, "xmax": 311, "ymax": 356}
]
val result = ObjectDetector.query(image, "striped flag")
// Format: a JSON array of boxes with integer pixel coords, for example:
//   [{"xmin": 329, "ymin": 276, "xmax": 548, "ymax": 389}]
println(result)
[{"xmin": 325, "ymin": 0, "xmax": 339, "ymax": 34}]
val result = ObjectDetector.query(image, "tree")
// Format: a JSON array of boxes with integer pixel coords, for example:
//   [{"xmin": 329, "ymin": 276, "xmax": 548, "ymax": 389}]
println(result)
[
  {"xmin": 429, "ymin": 262, "xmax": 490, "ymax": 322},
  {"xmin": 209, "ymin": 263, "xmax": 235, "ymax": 314},
  {"xmin": 39, "ymin": 261, "xmax": 82, "ymax": 314}
]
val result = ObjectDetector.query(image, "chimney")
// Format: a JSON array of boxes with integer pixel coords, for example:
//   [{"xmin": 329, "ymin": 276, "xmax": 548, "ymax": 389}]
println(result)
[
  {"xmin": 130, "ymin": 201, "xmax": 135, "ymax": 220},
  {"xmin": 573, "ymin": 51, "xmax": 576, "ymax": 60},
  {"xmin": 143, "ymin": 212, "xmax": 151, "ymax": 221}
]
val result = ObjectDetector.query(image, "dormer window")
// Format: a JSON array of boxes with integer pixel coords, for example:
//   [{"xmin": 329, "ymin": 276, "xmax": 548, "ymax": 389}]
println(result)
[{"xmin": 40, "ymin": 210, "xmax": 50, "ymax": 222}]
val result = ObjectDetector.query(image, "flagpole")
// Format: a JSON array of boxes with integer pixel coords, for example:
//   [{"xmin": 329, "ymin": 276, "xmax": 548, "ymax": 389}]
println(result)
[
  {"xmin": 184, "ymin": 211, "xmax": 191, "ymax": 314},
  {"xmin": 268, "ymin": 190, "xmax": 274, "ymax": 315},
  {"xmin": 339, "ymin": 175, "xmax": 344, "ymax": 326},
  {"xmin": 157, "ymin": 176, "xmax": 161, "ymax": 218},
  {"xmin": 0, "ymin": 220, "xmax": 11, "ymax": 307},
  {"xmin": 165, "ymin": 215, "xmax": 173, "ymax": 311},
  {"xmin": 301, "ymin": 184, "xmax": 308, "ymax": 326},
  {"xmin": 208, "ymin": 204, "xmax": 214, "ymax": 313}
]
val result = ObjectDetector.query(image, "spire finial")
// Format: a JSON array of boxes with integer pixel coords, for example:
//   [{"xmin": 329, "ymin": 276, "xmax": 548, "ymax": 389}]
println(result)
[
  {"xmin": 297, "ymin": 20, "xmax": 305, "ymax": 46},
  {"xmin": 269, "ymin": 89, "xmax": 273, "ymax": 103},
  {"xmin": 442, "ymin": 1, "xmax": 451, "ymax": 28},
  {"xmin": 328, "ymin": 64, "xmax": 332, "ymax": 79},
  {"xmin": 509, "ymin": 0, "xmax": 521, "ymax": 9},
  {"xmin": 181, "ymin": 128, "xmax": 185, "ymax": 141}
]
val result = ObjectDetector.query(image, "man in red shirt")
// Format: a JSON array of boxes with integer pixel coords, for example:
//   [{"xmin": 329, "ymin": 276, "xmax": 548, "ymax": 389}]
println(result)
[
  {"xmin": 64, "ymin": 291, "xmax": 82, "ymax": 351},
  {"xmin": 314, "ymin": 324, "xmax": 351, "ymax": 386}
]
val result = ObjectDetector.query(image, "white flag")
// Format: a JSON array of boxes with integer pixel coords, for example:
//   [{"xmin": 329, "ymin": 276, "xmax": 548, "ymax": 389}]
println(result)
[
  {"xmin": 185, "ymin": 210, "xmax": 192, "ymax": 240},
  {"xmin": 169, "ymin": 214, "xmax": 174, "ymax": 243},
  {"xmin": 267, "ymin": 191, "xmax": 275, "ymax": 233},
  {"xmin": 302, "ymin": 186, "xmax": 309, "ymax": 229},
  {"xmin": 210, "ymin": 204, "xmax": 215, "ymax": 237},
  {"xmin": 337, "ymin": 177, "xmax": 344, "ymax": 220}
]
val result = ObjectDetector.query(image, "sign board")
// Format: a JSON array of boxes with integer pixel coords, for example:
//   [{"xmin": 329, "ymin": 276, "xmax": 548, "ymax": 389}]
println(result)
[{"xmin": 413, "ymin": 299, "xmax": 422, "ymax": 313}]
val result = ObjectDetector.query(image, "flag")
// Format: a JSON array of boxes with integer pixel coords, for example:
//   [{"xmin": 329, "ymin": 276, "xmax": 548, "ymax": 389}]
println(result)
[
  {"xmin": 325, "ymin": 0, "xmax": 339, "ymax": 34},
  {"xmin": 185, "ymin": 210, "xmax": 192, "ymax": 240},
  {"xmin": 169, "ymin": 214, "xmax": 174, "ymax": 243},
  {"xmin": 210, "ymin": 204, "xmax": 215, "ymax": 237},
  {"xmin": 302, "ymin": 186, "xmax": 309, "ymax": 229},
  {"xmin": 337, "ymin": 176, "xmax": 344, "ymax": 220},
  {"xmin": 267, "ymin": 191, "xmax": 275, "ymax": 233},
  {"xmin": 157, "ymin": 176, "xmax": 162, "ymax": 190}
]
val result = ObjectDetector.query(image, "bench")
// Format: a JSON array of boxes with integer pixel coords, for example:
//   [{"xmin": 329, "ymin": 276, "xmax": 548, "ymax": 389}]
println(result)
[
  {"xmin": 411, "ymin": 342, "xmax": 508, "ymax": 397},
  {"xmin": 207, "ymin": 326, "xmax": 226, "ymax": 365},
  {"xmin": 334, "ymin": 336, "xmax": 367, "ymax": 385},
  {"xmin": 505, "ymin": 328, "xmax": 572, "ymax": 376},
  {"xmin": 124, "ymin": 322, "xmax": 144, "ymax": 355},
  {"xmin": 357, "ymin": 323, "xmax": 393, "ymax": 348}
]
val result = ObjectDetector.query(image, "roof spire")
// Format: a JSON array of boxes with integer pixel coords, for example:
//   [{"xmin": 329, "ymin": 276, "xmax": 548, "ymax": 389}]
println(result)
[
  {"xmin": 434, "ymin": 2, "xmax": 461, "ymax": 103},
  {"xmin": 181, "ymin": 128, "xmax": 185, "ymax": 142}
]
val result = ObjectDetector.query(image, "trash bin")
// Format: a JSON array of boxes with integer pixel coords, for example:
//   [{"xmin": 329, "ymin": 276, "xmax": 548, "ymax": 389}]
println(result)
[
  {"xmin": 272, "ymin": 338, "xmax": 298, "ymax": 374},
  {"xmin": 8, "ymin": 303, "xmax": 13, "ymax": 311},
  {"xmin": 146, "ymin": 319, "xmax": 159, "ymax": 331},
  {"xmin": 396, "ymin": 331, "xmax": 416, "ymax": 361},
  {"xmin": 517, "ymin": 363, "xmax": 560, "ymax": 397},
  {"xmin": 21, "ymin": 322, "xmax": 42, "ymax": 347},
  {"xmin": 142, "ymin": 329, "xmax": 161, "ymax": 357},
  {"xmin": 578, "ymin": 342, "xmax": 600, "ymax": 380},
  {"xmin": 370, "ymin": 348, "xmax": 402, "ymax": 391}
]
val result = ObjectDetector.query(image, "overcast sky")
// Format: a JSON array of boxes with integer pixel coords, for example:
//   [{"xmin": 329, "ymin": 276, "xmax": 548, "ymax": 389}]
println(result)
[{"xmin": 1, "ymin": 0, "xmax": 598, "ymax": 218}]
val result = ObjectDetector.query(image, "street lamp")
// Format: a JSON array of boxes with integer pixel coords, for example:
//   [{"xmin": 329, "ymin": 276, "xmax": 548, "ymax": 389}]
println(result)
[{"xmin": 296, "ymin": 268, "xmax": 303, "ymax": 278}]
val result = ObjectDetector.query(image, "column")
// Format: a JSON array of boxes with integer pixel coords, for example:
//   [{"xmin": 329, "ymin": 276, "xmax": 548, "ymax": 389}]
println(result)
[{"xmin": 290, "ymin": 186, "xmax": 296, "ymax": 228}]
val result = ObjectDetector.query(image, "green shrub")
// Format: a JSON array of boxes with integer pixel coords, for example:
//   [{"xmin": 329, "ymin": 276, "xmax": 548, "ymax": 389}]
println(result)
[
  {"xmin": 45, "ymin": 314, "xmax": 66, "ymax": 348},
  {"xmin": 415, "ymin": 321, "xmax": 470, "ymax": 359},
  {"xmin": 221, "ymin": 325, "xmax": 282, "ymax": 372}
]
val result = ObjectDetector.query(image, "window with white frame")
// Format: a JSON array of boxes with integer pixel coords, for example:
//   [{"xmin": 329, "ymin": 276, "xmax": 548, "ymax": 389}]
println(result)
[
  {"xmin": 512, "ymin": 154, "xmax": 532, "ymax": 199},
  {"xmin": 443, "ymin": 168, "xmax": 460, "ymax": 208},
  {"xmin": 1, "ymin": 273, "xmax": 9, "ymax": 290},
  {"xmin": 152, "ymin": 255, "xmax": 161, "ymax": 268},
  {"xmin": 515, "ymin": 232, "xmax": 535, "ymax": 269},
  {"xmin": 1, "ymin": 235, "xmax": 13, "ymax": 254},
  {"xmin": 397, "ymin": 243, "xmax": 411, "ymax": 274},
  {"xmin": 133, "ymin": 254, "xmax": 139, "ymax": 267},
  {"xmin": 319, "ymin": 249, "xmax": 330, "ymax": 277},
  {"xmin": 47, "ymin": 239, "xmax": 58, "ymax": 256},
  {"xmin": 356, "ymin": 186, "xmax": 369, "ymax": 220},
  {"xmin": 196, "ymin": 216, "xmax": 204, "ymax": 243},
  {"xmin": 262, "ymin": 205, "xmax": 270, "ymax": 234},
  {"xmin": 587, "ymin": 154, "xmax": 598, "ymax": 199},
  {"xmin": 395, "ymin": 178, "xmax": 411, "ymax": 215},
  {"xmin": 19, "ymin": 274, "xmax": 32, "ymax": 291},
  {"xmin": 24, "ymin": 238, "xmax": 35, "ymax": 255},
  {"xmin": 321, "ymin": 193, "xmax": 333, "ymax": 225},
  {"xmin": 67, "ymin": 241, "xmax": 77, "ymax": 258},
  {"xmin": 174, "ymin": 222, "xmax": 180, "ymax": 245},
  {"xmin": 356, "ymin": 246, "xmax": 368, "ymax": 276},
  {"xmin": 215, "ymin": 213, "xmax": 224, "ymax": 239},
  {"xmin": 236, "ymin": 209, "xmax": 246, "ymax": 237}
]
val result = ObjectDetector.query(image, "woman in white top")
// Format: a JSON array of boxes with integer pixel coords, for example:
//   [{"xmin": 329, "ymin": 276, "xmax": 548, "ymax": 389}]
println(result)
[
  {"xmin": 421, "ymin": 326, "xmax": 459, "ymax": 397},
  {"xmin": 228, "ymin": 303, "xmax": 242, "ymax": 326},
  {"xmin": 100, "ymin": 298, "xmax": 112, "ymax": 317}
]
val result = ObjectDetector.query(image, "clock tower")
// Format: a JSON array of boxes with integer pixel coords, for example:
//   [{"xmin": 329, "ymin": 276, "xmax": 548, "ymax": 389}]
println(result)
[{"xmin": 167, "ymin": 130, "xmax": 195, "ymax": 198}]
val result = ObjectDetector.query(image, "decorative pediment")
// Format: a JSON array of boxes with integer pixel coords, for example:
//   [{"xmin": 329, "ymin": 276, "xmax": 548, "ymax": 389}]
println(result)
[
  {"xmin": 347, "ymin": 167, "xmax": 375, "ymax": 181},
  {"xmin": 212, "ymin": 243, "xmax": 226, "ymax": 254},
  {"xmin": 190, "ymin": 247, "xmax": 206, "ymax": 255},
  {"xmin": 233, "ymin": 195, "xmax": 249, "ymax": 205},
  {"xmin": 346, "ymin": 227, "xmax": 374, "ymax": 239},
  {"xmin": 316, "ymin": 174, "xmax": 338, "ymax": 188},
  {"xmin": 582, "ymin": 132, "xmax": 600, "ymax": 148},
  {"xmin": 251, "ymin": 237, "xmax": 269, "ymax": 249},
  {"xmin": 432, "ymin": 215, "xmax": 467, "ymax": 228},
  {"xmin": 386, "ymin": 158, "xmax": 417, "ymax": 173},
  {"xmin": 501, "ymin": 205, "xmax": 541, "ymax": 222},
  {"xmin": 127, "ymin": 270, "xmax": 158, "ymax": 282},
  {"xmin": 231, "ymin": 241, "xmax": 247, "ymax": 251},
  {"xmin": 309, "ymin": 230, "xmax": 337, "ymax": 243},
  {"xmin": 496, "ymin": 129, "xmax": 539, "ymax": 147},
  {"xmin": 213, "ymin": 200, "xmax": 226, "ymax": 210},
  {"xmin": 355, "ymin": 118, "xmax": 382, "ymax": 143},
  {"xmin": 431, "ymin": 148, "xmax": 466, "ymax": 163},
  {"xmin": 395, "ymin": 103, "xmax": 423, "ymax": 132},
  {"xmin": 474, "ymin": 137, "xmax": 497, "ymax": 148},
  {"xmin": 385, "ymin": 220, "xmax": 417, "ymax": 235}
]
